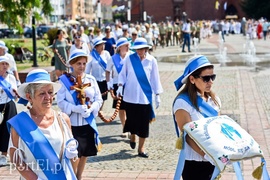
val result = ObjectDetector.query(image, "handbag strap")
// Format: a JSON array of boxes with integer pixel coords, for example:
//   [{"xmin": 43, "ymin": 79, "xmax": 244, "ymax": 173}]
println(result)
[
  {"xmin": 1, "ymin": 97, "xmax": 8, "ymax": 114},
  {"xmin": 56, "ymin": 111, "xmax": 65, "ymax": 161}
]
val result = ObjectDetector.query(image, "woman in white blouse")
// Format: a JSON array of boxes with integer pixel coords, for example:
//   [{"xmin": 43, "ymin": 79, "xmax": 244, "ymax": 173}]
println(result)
[
  {"xmin": 117, "ymin": 38, "xmax": 163, "ymax": 158},
  {"xmin": 85, "ymin": 37, "xmax": 111, "ymax": 110},
  {"xmin": 57, "ymin": 49, "xmax": 103, "ymax": 180},
  {"xmin": 0, "ymin": 55, "xmax": 17, "ymax": 166},
  {"xmin": 173, "ymin": 55, "xmax": 221, "ymax": 180},
  {"xmin": 106, "ymin": 37, "xmax": 132, "ymax": 138}
]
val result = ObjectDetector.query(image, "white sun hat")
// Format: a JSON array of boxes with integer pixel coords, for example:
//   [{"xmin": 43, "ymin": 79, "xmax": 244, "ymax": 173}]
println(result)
[
  {"xmin": 0, "ymin": 55, "xmax": 15, "ymax": 70},
  {"xmin": 0, "ymin": 41, "xmax": 8, "ymax": 52},
  {"xmin": 131, "ymin": 37, "xmax": 150, "ymax": 50},
  {"xmin": 116, "ymin": 37, "xmax": 130, "ymax": 50},
  {"xmin": 174, "ymin": 55, "xmax": 213, "ymax": 91},
  {"xmin": 92, "ymin": 37, "xmax": 106, "ymax": 47},
  {"xmin": 17, "ymin": 69, "xmax": 62, "ymax": 100},
  {"xmin": 68, "ymin": 49, "xmax": 89, "ymax": 65}
]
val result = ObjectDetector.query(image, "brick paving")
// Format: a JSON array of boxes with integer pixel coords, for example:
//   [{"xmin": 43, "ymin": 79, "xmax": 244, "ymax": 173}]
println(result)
[{"xmin": 1, "ymin": 34, "xmax": 270, "ymax": 179}]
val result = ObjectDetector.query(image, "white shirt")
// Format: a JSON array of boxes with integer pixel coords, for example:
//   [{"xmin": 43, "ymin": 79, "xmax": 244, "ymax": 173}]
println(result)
[
  {"xmin": 106, "ymin": 51, "xmax": 132, "ymax": 84},
  {"xmin": 57, "ymin": 74, "xmax": 103, "ymax": 126},
  {"xmin": 118, "ymin": 53, "xmax": 163, "ymax": 104},
  {"xmin": 70, "ymin": 43, "xmax": 90, "ymax": 55},
  {"xmin": 173, "ymin": 94, "xmax": 221, "ymax": 161},
  {"xmin": 182, "ymin": 22, "xmax": 191, "ymax": 33},
  {"xmin": 0, "ymin": 73, "xmax": 17, "ymax": 104},
  {"xmin": 85, "ymin": 50, "xmax": 111, "ymax": 82}
]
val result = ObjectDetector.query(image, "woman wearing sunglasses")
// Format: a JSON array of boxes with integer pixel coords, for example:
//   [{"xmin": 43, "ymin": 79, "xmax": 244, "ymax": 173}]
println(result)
[
  {"xmin": 173, "ymin": 55, "xmax": 221, "ymax": 180},
  {"xmin": 70, "ymin": 33, "xmax": 90, "ymax": 55}
]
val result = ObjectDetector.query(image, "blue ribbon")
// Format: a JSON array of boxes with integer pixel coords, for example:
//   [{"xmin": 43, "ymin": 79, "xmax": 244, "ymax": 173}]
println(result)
[
  {"xmin": 91, "ymin": 49, "xmax": 107, "ymax": 71},
  {"xmin": 130, "ymin": 53, "xmax": 155, "ymax": 120},
  {"xmin": 174, "ymin": 56, "xmax": 210, "ymax": 91},
  {"xmin": 112, "ymin": 54, "xmax": 123, "ymax": 74},
  {"xmin": 0, "ymin": 76, "xmax": 14, "ymax": 100},
  {"xmin": 59, "ymin": 74, "xmax": 78, "ymax": 105},
  {"xmin": 7, "ymin": 112, "xmax": 66, "ymax": 179},
  {"xmin": 26, "ymin": 71, "xmax": 51, "ymax": 82},
  {"xmin": 85, "ymin": 113, "xmax": 101, "ymax": 149}
]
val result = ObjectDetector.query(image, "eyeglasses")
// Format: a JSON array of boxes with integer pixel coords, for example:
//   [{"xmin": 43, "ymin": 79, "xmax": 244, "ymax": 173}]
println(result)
[
  {"xmin": 196, "ymin": 74, "xmax": 216, "ymax": 83},
  {"xmin": 74, "ymin": 36, "xmax": 81, "ymax": 39},
  {"xmin": 132, "ymin": 34, "xmax": 137, "ymax": 36}
]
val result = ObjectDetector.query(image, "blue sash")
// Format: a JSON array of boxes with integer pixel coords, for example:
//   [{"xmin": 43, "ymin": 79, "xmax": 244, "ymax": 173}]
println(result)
[
  {"xmin": 129, "ymin": 53, "xmax": 155, "ymax": 120},
  {"xmin": 59, "ymin": 74, "xmax": 101, "ymax": 150},
  {"xmin": 91, "ymin": 49, "xmax": 107, "ymax": 71},
  {"xmin": 59, "ymin": 74, "xmax": 78, "ymax": 105},
  {"xmin": 0, "ymin": 76, "xmax": 14, "ymax": 99},
  {"xmin": 112, "ymin": 54, "xmax": 123, "ymax": 74},
  {"xmin": 7, "ymin": 112, "xmax": 66, "ymax": 179}
]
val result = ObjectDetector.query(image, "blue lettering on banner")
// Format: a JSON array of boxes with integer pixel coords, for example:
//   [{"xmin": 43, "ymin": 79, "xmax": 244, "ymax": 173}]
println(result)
[
  {"xmin": 237, "ymin": 146, "xmax": 250, "ymax": 153},
  {"xmin": 203, "ymin": 124, "xmax": 210, "ymax": 139},
  {"xmin": 203, "ymin": 118, "xmax": 216, "ymax": 140},
  {"xmin": 223, "ymin": 146, "xmax": 236, "ymax": 152}
]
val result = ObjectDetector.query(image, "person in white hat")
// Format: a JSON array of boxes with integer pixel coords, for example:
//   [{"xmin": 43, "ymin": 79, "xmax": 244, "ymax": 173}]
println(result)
[
  {"xmin": 57, "ymin": 49, "xmax": 103, "ymax": 180},
  {"xmin": 103, "ymin": 26, "xmax": 116, "ymax": 56},
  {"xmin": 86, "ymin": 37, "xmax": 111, "ymax": 110},
  {"xmin": 172, "ymin": 55, "xmax": 221, "ymax": 179},
  {"xmin": 0, "ymin": 40, "xmax": 21, "ymax": 87},
  {"xmin": 116, "ymin": 37, "xmax": 163, "ymax": 158},
  {"xmin": 0, "ymin": 55, "xmax": 18, "ymax": 166},
  {"xmin": 8, "ymin": 69, "xmax": 78, "ymax": 179},
  {"xmin": 105, "ymin": 37, "xmax": 132, "ymax": 138}
]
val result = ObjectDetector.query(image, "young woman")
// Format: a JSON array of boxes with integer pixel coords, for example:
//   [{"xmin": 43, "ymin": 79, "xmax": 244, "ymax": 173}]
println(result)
[{"xmin": 173, "ymin": 55, "xmax": 221, "ymax": 180}]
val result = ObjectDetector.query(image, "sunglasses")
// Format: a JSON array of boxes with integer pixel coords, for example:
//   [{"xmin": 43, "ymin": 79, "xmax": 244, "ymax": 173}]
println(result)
[
  {"xmin": 75, "ymin": 36, "xmax": 81, "ymax": 39},
  {"xmin": 132, "ymin": 34, "xmax": 137, "ymax": 36},
  {"xmin": 197, "ymin": 74, "xmax": 216, "ymax": 83}
]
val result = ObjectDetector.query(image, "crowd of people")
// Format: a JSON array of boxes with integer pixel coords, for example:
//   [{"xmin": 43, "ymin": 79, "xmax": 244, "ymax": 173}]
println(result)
[
  {"xmin": 0, "ymin": 16, "xmax": 269, "ymax": 179},
  {"xmin": 0, "ymin": 18, "xmax": 165, "ymax": 179}
]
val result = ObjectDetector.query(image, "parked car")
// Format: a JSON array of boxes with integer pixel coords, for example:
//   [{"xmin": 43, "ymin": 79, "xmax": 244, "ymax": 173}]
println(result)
[
  {"xmin": 24, "ymin": 27, "xmax": 38, "ymax": 38},
  {"xmin": 0, "ymin": 28, "xmax": 15, "ymax": 38},
  {"xmin": 37, "ymin": 25, "xmax": 55, "ymax": 38}
]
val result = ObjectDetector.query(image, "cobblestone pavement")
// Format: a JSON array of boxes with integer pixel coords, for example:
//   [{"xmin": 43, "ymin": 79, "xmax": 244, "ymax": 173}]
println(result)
[{"xmin": 1, "ymin": 34, "xmax": 270, "ymax": 179}]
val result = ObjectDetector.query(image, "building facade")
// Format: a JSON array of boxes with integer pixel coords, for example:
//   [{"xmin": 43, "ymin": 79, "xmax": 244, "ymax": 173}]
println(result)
[{"xmin": 113, "ymin": 0, "xmax": 246, "ymax": 23}]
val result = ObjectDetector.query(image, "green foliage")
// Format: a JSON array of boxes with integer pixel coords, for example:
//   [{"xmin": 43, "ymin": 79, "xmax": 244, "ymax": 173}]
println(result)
[
  {"xmin": 0, "ymin": 0, "xmax": 53, "ymax": 29},
  {"xmin": 241, "ymin": 0, "xmax": 270, "ymax": 19},
  {"xmin": 46, "ymin": 28, "xmax": 59, "ymax": 45}
]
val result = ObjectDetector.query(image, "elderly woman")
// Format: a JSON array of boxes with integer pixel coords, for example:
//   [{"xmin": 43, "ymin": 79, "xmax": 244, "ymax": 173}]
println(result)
[
  {"xmin": 0, "ymin": 55, "xmax": 17, "ymax": 166},
  {"xmin": 117, "ymin": 38, "xmax": 163, "ymax": 158},
  {"xmin": 57, "ymin": 49, "xmax": 103, "ymax": 180},
  {"xmin": 7, "ymin": 69, "xmax": 77, "ymax": 179},
  {"xmin": 173, "ymin": 55, "xmax": 221, "ymax": 179},
  {"xmin": 106, "ymin": 37, "xmax": 132, "ymax": 137},
  {"xmin": 85, "ymin": 37, "xmax": 110, "ymax": 110}
]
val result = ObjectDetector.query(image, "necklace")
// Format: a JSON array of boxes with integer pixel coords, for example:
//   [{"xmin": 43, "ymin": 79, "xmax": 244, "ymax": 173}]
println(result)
[{"xmin": 30, "ymin": 109, "xmax": 53, "ymax": 121}]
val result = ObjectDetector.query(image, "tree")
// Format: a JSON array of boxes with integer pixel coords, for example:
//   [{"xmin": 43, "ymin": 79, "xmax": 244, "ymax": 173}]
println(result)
[
  {"xmin": 0, "ymin": 0, "xmax": 53, "ymax": 31},
  {"xmin": 241, "ymin": 0, "xmax": 270, "ymax": 20}
]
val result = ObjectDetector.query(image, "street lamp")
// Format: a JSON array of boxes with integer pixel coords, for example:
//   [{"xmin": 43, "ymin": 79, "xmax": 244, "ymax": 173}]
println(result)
[
  {"xmin": 32, "ymin": 10, "xmax": 38, "ymax": 67},
  {"xmin": 97, "ymin": 0, "xmax": 101, "ymax": 28}
]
